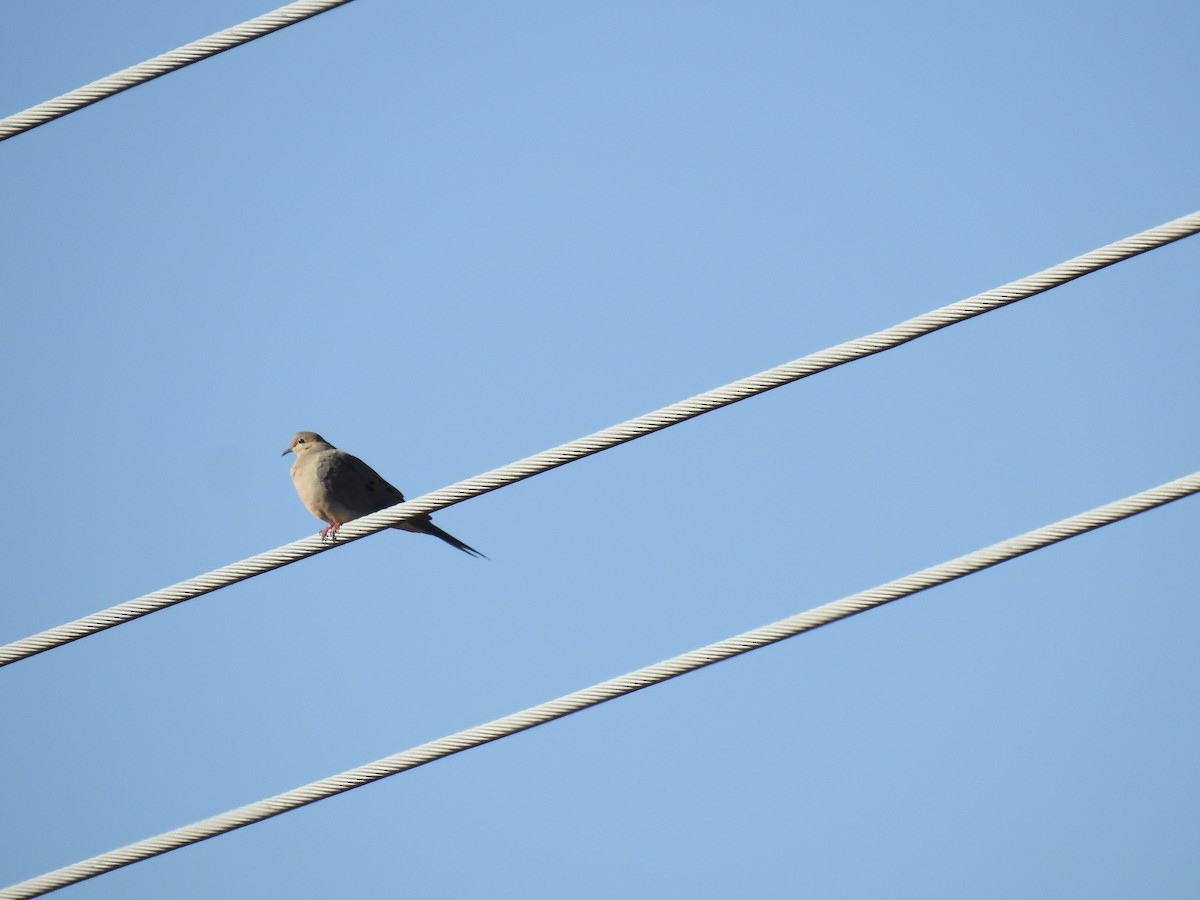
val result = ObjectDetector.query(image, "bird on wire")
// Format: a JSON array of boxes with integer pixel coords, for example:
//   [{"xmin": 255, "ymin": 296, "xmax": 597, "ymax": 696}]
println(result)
[{"xmin": 283, "ymin": 431, "xmax": 486, "ymax": 558}]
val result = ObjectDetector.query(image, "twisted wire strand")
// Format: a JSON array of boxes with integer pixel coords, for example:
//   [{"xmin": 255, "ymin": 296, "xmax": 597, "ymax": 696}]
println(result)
[
  {"xmin": 1, "ymin": 211, "xmax": 1197, "ymax": 669},
  {"xmin": 0, "ymin": 0, "xmax": 355, "ymax": 141},
  {"xmin": 4, "ymin": 470, "xmax": 1197, "ymax": 899}
]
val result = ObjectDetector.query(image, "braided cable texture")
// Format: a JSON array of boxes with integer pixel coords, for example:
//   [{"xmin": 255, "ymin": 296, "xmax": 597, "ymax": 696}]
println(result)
[
  {"xmin": 4, "ymin": 470, "xmax": 1198, "ymax": 898},
  {"xmin": 1, "ymin": 211, "xmax": 1197, "ymax": 668},
  {"xmin": 0, "ymin": 0, "xmax": 355, "ymax": 141}
]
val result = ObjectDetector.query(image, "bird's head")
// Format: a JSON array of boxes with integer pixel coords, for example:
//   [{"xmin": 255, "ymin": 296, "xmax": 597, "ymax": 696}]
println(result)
[{"xmin": 283, "ymin": 432, "xmax": 331, "ymax": 457}]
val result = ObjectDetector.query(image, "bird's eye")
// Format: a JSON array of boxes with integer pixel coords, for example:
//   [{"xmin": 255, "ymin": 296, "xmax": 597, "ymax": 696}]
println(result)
[{"xmin": 296, "ymin": 438, "xmax": 305, "ymax": 445}]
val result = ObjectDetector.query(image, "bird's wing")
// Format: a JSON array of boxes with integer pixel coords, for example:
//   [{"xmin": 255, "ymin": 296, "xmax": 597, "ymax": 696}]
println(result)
[{"xmin": 317, "ymin": 450, "xmax": 407, "ymax": 517}]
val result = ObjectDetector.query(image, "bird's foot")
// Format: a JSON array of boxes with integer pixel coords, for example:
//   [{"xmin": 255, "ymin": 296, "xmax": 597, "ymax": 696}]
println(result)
[{"xmin": 319, "ymin": 522, "xmax": 342, "ymax": 543}]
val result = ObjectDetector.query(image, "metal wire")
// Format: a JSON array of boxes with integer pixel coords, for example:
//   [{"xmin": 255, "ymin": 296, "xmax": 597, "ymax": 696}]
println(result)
[
  {"xmin": 4, "ymin": 469, "xmax": 1197, "ymax": 899},
  {"xmin": 0, "ymin": 0, "xmax": 356, "ymax": 141},
  {"xmin": 1, "ymin": 210, "xmax": 1198, "ymax": 669}
]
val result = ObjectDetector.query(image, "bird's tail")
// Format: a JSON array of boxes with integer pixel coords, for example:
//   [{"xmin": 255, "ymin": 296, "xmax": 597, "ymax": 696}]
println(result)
[{"xmin": 400, "ymin": 518, "xmax": 488, "ymax": 559}]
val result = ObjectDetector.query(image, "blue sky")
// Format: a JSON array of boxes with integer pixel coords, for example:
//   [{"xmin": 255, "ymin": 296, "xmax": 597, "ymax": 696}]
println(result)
[{"xmin": 2, "ymin": 2, "xmax": 1198, "ymax": 897}]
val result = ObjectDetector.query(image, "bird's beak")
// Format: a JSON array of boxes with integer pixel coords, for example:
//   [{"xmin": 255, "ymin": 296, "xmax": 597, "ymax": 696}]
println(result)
[{"xmin": 281, "ymin": 447, "xmax": 293, "ymax": 456}]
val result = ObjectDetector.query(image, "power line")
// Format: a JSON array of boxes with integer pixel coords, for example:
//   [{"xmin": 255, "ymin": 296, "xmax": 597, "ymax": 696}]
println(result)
[
  {"xmin": 0, "ymin": 0, "xmax": 356, "ymax": 142},
  {"xmin": 3, "ymin": 469, "xmax": 1196, "ymax": 899},
  {"xmin": 1, "ymin": 210, "xmax": 1197, "ymax": 669}
]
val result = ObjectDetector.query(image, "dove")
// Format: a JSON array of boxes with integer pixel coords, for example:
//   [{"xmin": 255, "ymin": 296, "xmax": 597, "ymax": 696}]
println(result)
[{"xmin": 283, "ymin": 432, "xmax": 486, "ymax": 558}]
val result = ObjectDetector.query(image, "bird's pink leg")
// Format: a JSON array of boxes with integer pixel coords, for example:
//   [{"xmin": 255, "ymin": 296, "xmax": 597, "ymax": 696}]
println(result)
[{"xmin": 319, "ymin": 521, "xmax": 343, "ymax": 542}]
